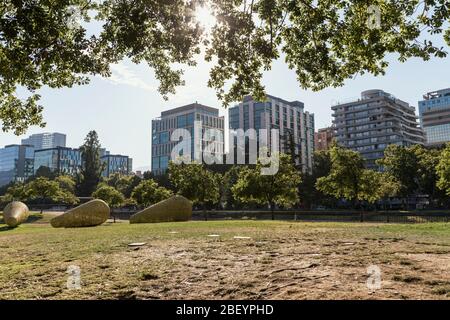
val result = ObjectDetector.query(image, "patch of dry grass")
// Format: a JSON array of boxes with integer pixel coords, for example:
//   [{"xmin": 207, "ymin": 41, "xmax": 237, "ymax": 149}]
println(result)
[{"xmin": 0, "ymin": 218, "xmax": 448, "ymax": 300}]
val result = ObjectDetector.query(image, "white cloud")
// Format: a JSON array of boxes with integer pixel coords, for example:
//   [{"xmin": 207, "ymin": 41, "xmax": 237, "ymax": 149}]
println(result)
[{"xmin": 101, "ymin": 63, "xmax": 155, "ymax": 91}]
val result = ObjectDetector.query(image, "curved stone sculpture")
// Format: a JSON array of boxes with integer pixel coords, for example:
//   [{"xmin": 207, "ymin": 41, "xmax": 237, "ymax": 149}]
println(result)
[
  {"xmin": 2, "ymin": 201, "xmax": 29, "ymax": 227},
  {"xmin": 51, "ymin": 199, "xmax": 110, "ymax": 228},
  {"xmin": 130, "ymin": 195, "xmax": 192, "ymax": 224}
]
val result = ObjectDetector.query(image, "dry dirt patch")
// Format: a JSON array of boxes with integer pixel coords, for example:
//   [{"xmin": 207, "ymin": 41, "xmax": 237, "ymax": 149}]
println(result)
[{"xmin": 0, "ymin": 221, "xmax": 448, "ymax": 299}]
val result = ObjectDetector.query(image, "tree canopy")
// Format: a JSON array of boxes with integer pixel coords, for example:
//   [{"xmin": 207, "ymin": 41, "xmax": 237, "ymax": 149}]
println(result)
[
  {"xmin": 104, "ymin": 173, "xmax": 142, "ymax": 198},
  {"xmin": 316, "ymin": 145, "xmax": 382, "ymax": 205},
  {"xmin": 232, "ymin": 153, "xmax": 301, "ymax": 218},
  {"xmin": 131, "ymin": 179, "xmax": 173, "ymax": 207},
  {"xmin": 1, "ymin": 0, "xmax": 449, "ymax": 134},
  {"xmin": 92, "ymin": 184, "xmax": 125, "ymax": 208},
  {"xmin": 26, "ymin": 177, "xmax": 79, "ymax": 208},
  {"xmin": 437, "ymin": 143, "xmax": 450, "ymax": 196},
  {"xmin": 169, "ymin": 161, "xmax": 220, "ymax": 210},
  {"xmin": 376, "ymin": 144, "xmax": 419, "ymax": 199},
  {"xmin": 77, "ymin": 130, "xmax": 104, "ymax": 197}
]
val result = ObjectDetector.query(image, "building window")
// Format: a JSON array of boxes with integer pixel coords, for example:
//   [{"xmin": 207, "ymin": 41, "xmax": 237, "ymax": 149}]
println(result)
[
  {"xmin": 160, "ymin": 131, "xmax": 169, "ymax": 144},
  {"xmin": 160, "ymin": 156, "xmax": 169, "ymax": 170}
]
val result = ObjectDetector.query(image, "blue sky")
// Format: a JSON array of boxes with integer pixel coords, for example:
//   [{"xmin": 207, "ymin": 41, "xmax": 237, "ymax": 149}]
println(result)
[{"xmin": 1, "ymin": 43, "xmax": 449, "ymax": 170}]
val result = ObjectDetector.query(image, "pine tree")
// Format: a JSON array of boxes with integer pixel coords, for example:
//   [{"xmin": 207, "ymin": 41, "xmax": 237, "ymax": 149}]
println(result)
[{"xmin": 77, "ymin": 131, "xmax": 104, "ymax": 196}]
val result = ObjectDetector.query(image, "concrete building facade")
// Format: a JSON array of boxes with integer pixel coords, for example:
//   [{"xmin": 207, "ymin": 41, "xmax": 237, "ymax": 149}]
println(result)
[
  {"xmin": 332, "ymin": 90, "xmax": 425, "ymax": 169},
  {"xmin": 314, "ymin": 127, "xmax": 334, "ymax": 151},
  {"xmin": 228, "ymin": 94, "xmax": 315, "ymax": 172},
  {"xmin": 21, "ymin": 132, "xmax": 66, "ymax": 150}
]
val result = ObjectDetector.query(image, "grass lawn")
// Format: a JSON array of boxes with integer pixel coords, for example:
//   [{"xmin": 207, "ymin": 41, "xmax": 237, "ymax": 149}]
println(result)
[{"xmin": 0, "ymin": 213, "xmax": 449, "ymax": 300}]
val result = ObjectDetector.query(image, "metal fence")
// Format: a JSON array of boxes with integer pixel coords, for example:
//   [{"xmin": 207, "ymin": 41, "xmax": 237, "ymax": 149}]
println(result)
[
  {"xmin": 191, "ymin": 210, "xmax": 450, "ymax": 223},
  {"xmin": 4, "ymin": 204, "xmax": 449, "ymax": 224}
]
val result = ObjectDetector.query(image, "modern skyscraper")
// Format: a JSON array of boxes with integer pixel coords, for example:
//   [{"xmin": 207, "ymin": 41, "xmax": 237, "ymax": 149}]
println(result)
[
  {"xmin": 314, "ymin": 127, "xmax": 334, "ymax": 151},
  {"xmin": 418, "ymin": 88, "xmax": 450, "ymax": 146},
  {"xmin": 21, "ymin": 132, "xmax": 66, "ymax": 150},
  {"xmin": 332, "ymin": 90, "xmax": 425, "ymax": 169},
  {"xmin": 101, "ymin": 154, "xmax": 133, "ymax": 177},
  {"xmin": 34, "ymin": 147, "xmax": 81, "ymax": 176},
  {"xmin": 0, "ymin": 144, "xmax": 35, "ymax": 187},
  {"xmin": 151, "ymin": 103, "xmax": 225, "ymax": 175},
  {"xmin": 228, "ymin": 94, "xmax": 315, "ymax": 172}
]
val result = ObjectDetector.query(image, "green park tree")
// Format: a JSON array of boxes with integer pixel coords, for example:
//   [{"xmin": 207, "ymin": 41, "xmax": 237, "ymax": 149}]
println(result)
[
  {"xmin": 0, "ymin": 182, "xmax": 29, "ymax": 205},
  {"xmin": 436, "ymin": 143, "xmax": 450, "ymax": 196},
  {"xmin": 26, "ymin": 177, "xmax": 78, "ymax": 212},
  {"xmin": 411, "ymin": 145, "xmax": 446, "ymax": 204},
  {"xmin": 77, "ymin": 131, "xmax": 105, "ymax": 197},
  {"xmin": 131, "ymin": 179, "xmax": 173, "ymax": 207},
  {"xmin": 232, "ymin": 153, "xmax": 301, "ymax": 220},
  {"xmin": 169, "ymin": 161, "xmax": 220, "ymax": 219},
  {"xmin": 299, "ymin": 150, "xmax": 335, "ymax": 209},
  {"xmin": 143, "ymin": 171, "xmax": 173, "ymax": 190},
  {"xmin": 371, "ymin": 172, "xmax": 402, "ymax": 211},
  {"xmin": 222, "ymin": 165, "xmax": 247, "ymax": 209},
  {"xmin": 358, "ymin": 170, "xmax": 401, "ymax": 206},
  {"xmin": 34, "ymin": 166, "xmax": 57, "ymax": 179},
  {"xmin": 1, "ymin": 1, "xmax": 448, "ymax": 134},
  {"xmin": 143, "ymin": 171, "xmax": 153, "ymax": 180},
  {"xmin": 55, "ymin": 175, "xmax": 76, "ymax": 194},
  {"xmin": 92, "ymin": 185, "xmax": 125, "ymax": 208},
  {"xmin": 376, "ymin": 144, "xmax": 419, "ymax": 209},
  {"xmin": 316, "ymin": 145, "xmax": 381, "ymax": 209},
  {"xmin": 105, "ymin": 173, "xmax": 142, "ymax": 198}
]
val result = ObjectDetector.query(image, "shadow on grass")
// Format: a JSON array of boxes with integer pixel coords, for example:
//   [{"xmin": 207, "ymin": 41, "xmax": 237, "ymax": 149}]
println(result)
[
  {"xmin": 0, "ymin": 226, "xmax": 16, "ymax": 232},
  {"xmin": 26, "ymin": 215, "xmax": 44, "ymax": 223}
]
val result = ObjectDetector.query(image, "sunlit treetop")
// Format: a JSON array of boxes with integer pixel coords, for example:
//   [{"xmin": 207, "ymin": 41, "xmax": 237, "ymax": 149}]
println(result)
[{"xmin": 0, "ymin": 0, "xmax": 449, "ymax": 134}]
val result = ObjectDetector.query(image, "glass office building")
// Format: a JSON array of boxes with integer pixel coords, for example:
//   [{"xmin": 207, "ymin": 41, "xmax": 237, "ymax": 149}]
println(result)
[
  {"xmin": 332, "ymin": 90, "xmax": 425, "ymax": 169},
  {"xmin": 228, "ymin": 94, "xmax": 315, "ymax": 172},
  {"xmin": 21, "ymin": 132, "xmax": 66, "ymax": 150},
  {"xmin": 34, "ymin": 147, "xmax": 81, "ymax": 176},
  {"xmin": 0, "ymin": 144, "xmax": 35, "ymax": 187},
  {"xmin": 151, "ymin": 103, "xmax": 225, "ymax": 175},
  {"xmin": 418, "ymin": 88, "xmax": 450, "ymax": 145},
  {"xmin": 101, "ymin": 154, "xmax": 133, "ymax": 177}
]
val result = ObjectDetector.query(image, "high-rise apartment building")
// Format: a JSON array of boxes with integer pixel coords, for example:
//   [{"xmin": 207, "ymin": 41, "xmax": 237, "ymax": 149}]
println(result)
[
  {"xmin": 418, "ymin": 88, "xmax": 450, "ymax": 146},
  {"xmin": 101, "ymin": 154, "xmax": 133, "ymax": 177},
  {"xmin": 34, "ymin": 147, "xmax": 81, "ymax": 176},
  {"xmin": 314, "ymin": 127, "xmax": 334, "ymax": 151},
  {"xmin": 151, "ymin": 103, "xmax": 225, "ymax": 175},
  {"xmin": 228, "ymin": 94, "xmax": 315, "ymax": 172},
  {"xmin": 21, "ymin": 132, "xmax": 66, "ymax": 150},
  {"xmin": 0, "ymin": 145, "xmax": 35, "ymax": 187},
  {"xmin": 332, "ymin": 90, "xmax": 425, "ymax": 169}
]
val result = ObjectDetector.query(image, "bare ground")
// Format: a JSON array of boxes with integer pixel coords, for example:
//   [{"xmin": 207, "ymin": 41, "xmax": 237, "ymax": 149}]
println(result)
[{"xmin": 0, "ymin": 217, "xmax": 448, "ymax": 300}]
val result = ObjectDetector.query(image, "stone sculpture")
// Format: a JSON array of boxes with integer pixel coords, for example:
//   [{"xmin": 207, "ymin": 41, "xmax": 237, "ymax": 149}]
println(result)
[
  {"xmin": 130, "ymin": 195, "xmax": 192, "ymax": 224},
  {"xmin": 2, "ymin": 201, "xmax": 29, "ymax": 227},
  {"xmin": 51, "ymin": 199, "xmax": 110, "ymax": 228}
]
